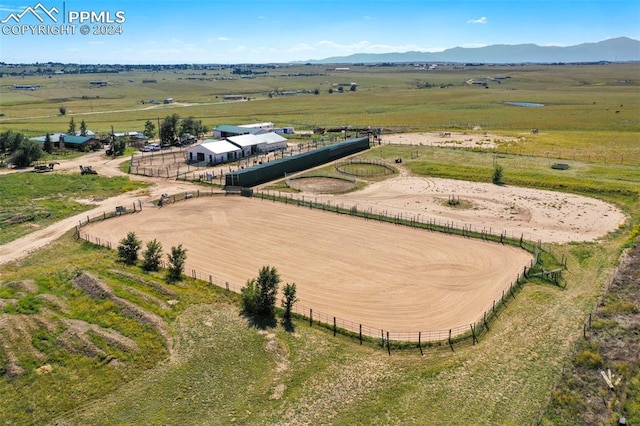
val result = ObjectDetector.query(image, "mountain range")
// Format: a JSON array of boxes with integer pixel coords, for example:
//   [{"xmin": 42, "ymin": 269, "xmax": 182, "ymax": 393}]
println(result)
[{"xmin": 303, "ymin": 37, "xmax": 640, "ymax": 64}]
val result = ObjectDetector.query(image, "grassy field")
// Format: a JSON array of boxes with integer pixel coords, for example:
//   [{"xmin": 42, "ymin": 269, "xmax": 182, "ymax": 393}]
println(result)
[
  {"xmin": 1, "ymin": 63, "xmax": 638, "ymax": 138},
  {"xmin": 0, "ymin": 63, "xmax": 639, "ymax": 424},
  {"xmin": 0, "ymin": 173, "xmax": 146, "ymax": 244}
]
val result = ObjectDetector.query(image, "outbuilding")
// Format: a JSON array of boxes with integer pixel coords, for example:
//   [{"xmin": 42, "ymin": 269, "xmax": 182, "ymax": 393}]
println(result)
[
  {"xmin": 212, "ymin": 125, "xmax": 265, "ymax": 139},
  {"xmin": 226, "ymin": 132, "xmax": 288, "ymax": 156},
  {"xmin": 186, "ymin": 139, "xmax": 241, "ymax": 165}
]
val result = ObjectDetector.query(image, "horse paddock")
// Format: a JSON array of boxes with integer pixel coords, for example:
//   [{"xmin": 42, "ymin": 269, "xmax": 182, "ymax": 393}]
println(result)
[{"xmin": 82, "ymin": 196, "xmax": 532, "ymax": 336}]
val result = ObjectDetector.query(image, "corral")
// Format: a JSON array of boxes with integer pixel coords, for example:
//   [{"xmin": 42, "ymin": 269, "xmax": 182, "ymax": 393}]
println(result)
[{"xmin": 82, "ymin": 196, "xmax": 533, "ymax": 337}]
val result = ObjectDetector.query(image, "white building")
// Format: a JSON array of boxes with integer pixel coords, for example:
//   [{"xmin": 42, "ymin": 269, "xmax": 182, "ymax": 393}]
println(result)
[
  {"xmin": 186, "ymin": 140, "xmax": 241, "ymax": 165},
  {"xmin": 238, "ymin": 122, "xmax": 274, "ymax": 131},
  {"xmin": 226, "ymin": 132, "xmax": 288, "ymax": 156}
]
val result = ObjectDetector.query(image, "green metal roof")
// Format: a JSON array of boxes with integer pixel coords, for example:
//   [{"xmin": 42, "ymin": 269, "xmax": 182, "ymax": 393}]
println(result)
[
  {"xmin": 60, "ymin": 135, "xmax": 94, "ymax": 144},
  {"xmin": 214, "ymin": 125, "xmax": 263, "ymax": 135}
]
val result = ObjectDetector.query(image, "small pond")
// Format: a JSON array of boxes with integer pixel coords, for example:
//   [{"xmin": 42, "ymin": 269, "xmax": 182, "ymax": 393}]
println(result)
[{"xmin": 505, "ymin": 102, "xmax": 545, "ymax": 107}]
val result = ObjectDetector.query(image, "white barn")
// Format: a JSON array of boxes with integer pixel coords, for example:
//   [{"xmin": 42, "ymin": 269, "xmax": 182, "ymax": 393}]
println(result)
[
  {"xmin": 186, "ymin": 140, "xmax": 241, "ymax": 165},
  {"xmin": 227, "ymin": 132, "xmax": 288, "ymax": 156}
]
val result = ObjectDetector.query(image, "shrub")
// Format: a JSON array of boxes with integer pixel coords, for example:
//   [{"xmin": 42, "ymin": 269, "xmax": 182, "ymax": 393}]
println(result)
[
  {"xmin": 282, "ymin": 282, "xmax": 297, "ymax": 320},
  {"xmin": 492, "ymin": 164, "xmax": 504, "ymax": 185},
  {"xmin": 241, "ymin": 266, "xmax": 280, "ymax": 319},
  {"xmin": 117, "ymin": 231, "xmax": 141, "ymax": 265},
  {"xmin": 142, "ymin": 239, "xmax": 163, "ymax": 272},
  {"xmin": 166, "ymin": 244, "xmax": 187, "ymax": 282},
  {"xmin": 573, "ymin": 350, "xmax": 603, "ymax": 368}
]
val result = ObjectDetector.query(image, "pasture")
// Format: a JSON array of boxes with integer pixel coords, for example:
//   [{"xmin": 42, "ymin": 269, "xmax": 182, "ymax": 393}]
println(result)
[{"xmin": 1, "ymin": 63, "xmax": 638, "ymax": 140}]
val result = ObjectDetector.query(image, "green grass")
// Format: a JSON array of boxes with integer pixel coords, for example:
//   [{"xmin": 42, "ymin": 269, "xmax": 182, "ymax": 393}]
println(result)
[
  {"xmin": 1, "ymin": 63, "xmax": 638, "ymax": 139},
  {"xmin": 1, "ymin": 226, "xmax": 630, "ymax": 425},
  {"xmin": 364, "ymin": 144, "xmax": 640, "ymax": 204},
  {"xmin": 0, "ymin": 173, "xmax": 147, "ymax": 244}
]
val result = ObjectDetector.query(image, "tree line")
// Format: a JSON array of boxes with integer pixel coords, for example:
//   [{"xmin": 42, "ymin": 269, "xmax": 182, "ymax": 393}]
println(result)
[{"xmin": 117, "ymin": 231, "xmax": 187, "ymax": 282}]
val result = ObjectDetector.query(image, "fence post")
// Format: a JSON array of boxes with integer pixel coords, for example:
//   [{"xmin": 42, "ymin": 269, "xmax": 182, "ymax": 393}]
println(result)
[
  {"xmin": 484, "ymin": 311, "xmax": 489, "ymax": 331},
  {"xmin": 448, "ymin": 329, "xmax": 454, "ymax": 352},
  {"xmin": 471, "ymin": 324, "xmax": 477, "ymax": 345},
  {"xmin": 387, "ymin": 331, "xmax": 391, "ymax": 355},
  {"xmin": 309, "ymin": 309, "xmax": 313, "ymax": 327},
  {"xmin": 333, "ymin": 317, "xmax": 336, "ymax": 337},
  {"xmin": 359, "ymin": 324, "xmax": 363, "ymax": 345},
  {"xmin": 381, "ymin": 329, "xmax": 384, "ymax": 347},
  {"xmin": 418, "ymin": 331, "xmax": 423, "ymax": 356}
]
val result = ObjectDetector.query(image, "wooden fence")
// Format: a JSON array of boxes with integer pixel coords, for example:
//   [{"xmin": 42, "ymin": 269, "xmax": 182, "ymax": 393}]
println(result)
[{"xmin": 75, "ymin": 190, "xmax": 563, "ymax": 351}]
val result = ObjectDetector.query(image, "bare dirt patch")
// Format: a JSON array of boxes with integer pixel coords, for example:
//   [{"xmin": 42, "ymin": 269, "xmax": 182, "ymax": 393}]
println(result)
[
  {"xmin": 287, "ymin": 176, "xmax": 355, "ymax": 193},
  {"xmin": 303, "ymin": 174, "xmax": 625, "ymax": 243},
  {"xmin": 82, "ymin": 197, "xmax": 532, "ymax": 337},
  {"xmin": 381, "ymin": 131, "xmax": 520, "ymax": 148}
]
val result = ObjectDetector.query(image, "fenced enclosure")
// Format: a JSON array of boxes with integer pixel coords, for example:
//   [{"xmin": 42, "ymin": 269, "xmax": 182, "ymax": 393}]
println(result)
[
  {"xmin": 75, "ymin": 189, "xmax": 564, "ymax": 351},
  {"xmin": 225, "ymin": 137, "xmax": 370, "ymax": 187},
  {"xmin": 334, "ymin": 158, "xmax": 396, "ymax": 177}
]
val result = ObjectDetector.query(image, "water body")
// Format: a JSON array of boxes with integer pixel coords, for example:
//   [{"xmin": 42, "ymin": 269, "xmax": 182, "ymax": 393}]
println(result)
[{"xmin": 505, "ymin": 102, "xmax": 545, "ymax": 107}]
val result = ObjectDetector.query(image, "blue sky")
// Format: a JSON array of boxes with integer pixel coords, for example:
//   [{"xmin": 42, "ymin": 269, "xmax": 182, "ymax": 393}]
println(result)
[{"xmin": 1, "ymin": 0, "xmax": 638, "ymax": 64}]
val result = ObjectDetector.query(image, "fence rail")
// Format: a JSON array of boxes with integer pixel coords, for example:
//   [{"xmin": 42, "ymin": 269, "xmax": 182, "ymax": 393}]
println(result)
[{"xmin": 76, "ymin": 189, "xmax": 561, "ymax": 350}]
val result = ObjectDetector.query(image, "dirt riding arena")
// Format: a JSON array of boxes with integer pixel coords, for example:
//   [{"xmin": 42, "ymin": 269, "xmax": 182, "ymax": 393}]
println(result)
[{"xmin": 83, "ymin": 196, "xmax": 532, "ymax": 336}]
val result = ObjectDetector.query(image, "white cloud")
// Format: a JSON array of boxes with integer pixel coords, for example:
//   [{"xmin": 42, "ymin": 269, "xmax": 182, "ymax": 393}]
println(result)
[
  {"xmin": 217, "ymin": 36, "xmax": 230, "ymax": 41},
  {"xmin": 467, "ymin": 17, "xmax": 487, "ymax": 24},
  {"xmin": 460, "ymin": 43, "xmax": 488, "ymax": 48},
  {"xmin": 0, "ymin": 6, "xmax": 22, "ymax": 12},
  {"xmin": 289, "ymin": 43, "xmax": 314, "ymax": 52}
]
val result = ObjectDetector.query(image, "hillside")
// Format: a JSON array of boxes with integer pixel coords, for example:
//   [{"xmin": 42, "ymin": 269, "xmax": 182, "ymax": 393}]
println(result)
[{"xmin": 306, "ymin": 37, "xmax": 640, "ymax": 64}]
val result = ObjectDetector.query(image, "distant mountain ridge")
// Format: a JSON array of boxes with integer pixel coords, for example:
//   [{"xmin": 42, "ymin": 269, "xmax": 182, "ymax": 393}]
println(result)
[{"xmin": 302, "ymin": 37, "xmax": 640, "ymax": 64}]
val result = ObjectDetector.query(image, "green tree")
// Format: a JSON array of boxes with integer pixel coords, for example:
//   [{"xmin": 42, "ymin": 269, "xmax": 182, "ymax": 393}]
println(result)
[
  {"xmin": 67, "ymin": 117, "xmax": 76, "ymax": 135},
  {"xmin": 166, "ymin": 244, "xmax": 187, "ymax": 282},
  {"xmin": 11, "ymin": 139, "xmax": 43, "ymax": 167},
  {"xmin": 180, "ymin": 116, "xmax": 204, "ymax": 139},
  {"xmin": 142, "ymin": 239, "xmax": 163, "ymax": 272},
  {"xmin": 241, "ymin": 278, "xmax": 260, "ymax": 315},
  {"xmin": 112, "ymin": 137, "xmax": 127, "ymax": 156},
  {"xmin": 0, "ymin": 130, "xmax": 25, "ymax": 155},
  {"xmin": 241, "ymin": 266, "xmax": 281, "ymax": 318},
  {"xmin": 43, "ymin": 133, "xmax": 53, "ymax": 154},
  {"xmin": 117, "ymin": 231, "xmax": 141, "ymax": 265},
  {"xmin": 350, "ymin": 84, "xmax": 357, "ymax": 91},
  {"xmin": 79, "ymin": 119, "xmax": 87, "ymax": 136},
  {"xmin": 59, "ymin": 106, "xmax": 66, "ymax": 115},
  {"xmin": 492, "ymin": 164, "xmax": 504, "ymax": 185},
  {"xmin": 159, "ymin": 113, "xmax": 180, "ymax": 144},
  {"xmin": 144, "ymin": 120, "xmax": 156, "ymax": 140},
  {"xmin": 313, "ymin": 88, "xmax": 320, "ymax": 95},
  {"xmin": 281, "ymin": 282, "xmax": 297, "ymax": 321}
]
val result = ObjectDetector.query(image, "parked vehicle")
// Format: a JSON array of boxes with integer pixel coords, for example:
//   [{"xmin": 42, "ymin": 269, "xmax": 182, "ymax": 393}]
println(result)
[
  {"xmin": 79, "ymin": 165, "xmax": 97, "ymax": 175},
  {"xmin": 140, "ymin": 143, "xmax": 160, "ymax": 152}
]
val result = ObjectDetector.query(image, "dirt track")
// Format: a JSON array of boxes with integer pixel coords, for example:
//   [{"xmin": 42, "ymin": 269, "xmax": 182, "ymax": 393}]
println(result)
[{"xmin": 82, "ymin": 196, "xmax": 533, "ymax": 334}]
